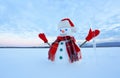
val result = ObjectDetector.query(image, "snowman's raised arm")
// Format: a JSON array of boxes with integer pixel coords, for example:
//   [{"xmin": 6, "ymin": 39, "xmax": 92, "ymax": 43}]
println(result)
[
  {"xmin": 79, "ymin": 28, "xmax": 100, "ymax": 47},
  {"xmin": 38, "ymin": 33, "xmax": 51, "ymax": 46}
]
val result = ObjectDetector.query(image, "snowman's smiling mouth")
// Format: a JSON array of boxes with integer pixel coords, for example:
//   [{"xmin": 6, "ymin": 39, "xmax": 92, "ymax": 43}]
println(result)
[{"xmin": 60, "ymin": 33, "xmax": 67, "ymax": 36}]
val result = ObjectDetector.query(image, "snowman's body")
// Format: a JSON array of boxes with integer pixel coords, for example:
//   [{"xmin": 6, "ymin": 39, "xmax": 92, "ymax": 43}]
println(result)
[
  {"xmin": 54, "ymin": 27, "xmax": 72, "ymax": 63},
  {"xmin": 55, "ymin": 40, "xmax": 69, "ymax": 63}
]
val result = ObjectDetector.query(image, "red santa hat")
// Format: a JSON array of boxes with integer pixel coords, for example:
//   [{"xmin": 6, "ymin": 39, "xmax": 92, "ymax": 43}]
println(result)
[{"xmin": 58, "ymin": 18, "xmax": 76, "ymax": 32}]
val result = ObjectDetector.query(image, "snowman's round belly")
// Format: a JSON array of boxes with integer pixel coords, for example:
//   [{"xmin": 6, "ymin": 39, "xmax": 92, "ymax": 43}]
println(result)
[{"xmin": 55, "ymin": 41, "xmax": 69, "ymax": 63}]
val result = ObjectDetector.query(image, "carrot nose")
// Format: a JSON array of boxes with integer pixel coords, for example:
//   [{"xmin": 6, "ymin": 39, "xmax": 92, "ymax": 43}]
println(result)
[{"xmin": 61, "ymin": 30, "xmax": 65, "ymax": 33}]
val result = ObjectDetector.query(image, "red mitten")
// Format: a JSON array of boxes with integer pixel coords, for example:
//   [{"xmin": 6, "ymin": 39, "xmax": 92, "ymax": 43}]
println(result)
[
  {"xmin": 86, "ymin": 29, "xmax": 100, "ymax": 41},
  {"xmin": 38, "ymin": 33, "xmax": 48, "ymax": 43}
]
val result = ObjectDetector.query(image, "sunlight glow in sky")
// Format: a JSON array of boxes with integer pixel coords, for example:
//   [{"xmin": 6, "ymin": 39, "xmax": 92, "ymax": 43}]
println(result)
[{"xmin": 0, "ymin": 0, "xmax": 120, "ymax": 46}]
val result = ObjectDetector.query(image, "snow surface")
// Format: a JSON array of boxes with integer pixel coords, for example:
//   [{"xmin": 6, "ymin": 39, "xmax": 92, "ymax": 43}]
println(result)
[{"xmin": 0, "ymin": 48, "xmax": 120, "ymax": 78}]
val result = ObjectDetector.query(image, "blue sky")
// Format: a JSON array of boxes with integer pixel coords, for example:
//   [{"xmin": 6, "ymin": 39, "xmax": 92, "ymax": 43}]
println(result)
[{"xmin": 0, "ymin": 0, "xmax": 120, "ymax": 46}]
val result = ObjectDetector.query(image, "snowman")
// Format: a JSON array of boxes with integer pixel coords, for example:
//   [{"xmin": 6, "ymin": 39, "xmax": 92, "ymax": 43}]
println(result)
[
  {"xmin": 48, "ymin": 18, "xmax": 82, "ymax": 63},
  {"xmin": 38, "ymin": 18, "xmax": 100, "ymax": 63}
]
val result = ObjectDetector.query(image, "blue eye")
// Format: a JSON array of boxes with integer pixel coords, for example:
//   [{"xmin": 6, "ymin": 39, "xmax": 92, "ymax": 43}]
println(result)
[
  {"xmin": 60, "ymin": 29, "xmax": 62, "ymax": 31},
  {"xmin": 65, "ymin": 29, "xmax": 68, "ymax": 31}
]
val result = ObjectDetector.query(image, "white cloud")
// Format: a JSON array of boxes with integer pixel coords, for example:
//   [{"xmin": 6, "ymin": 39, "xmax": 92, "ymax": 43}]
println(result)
[{"xmin": 96, "ymin": 37, "xmax": 120, "ymax": 43}]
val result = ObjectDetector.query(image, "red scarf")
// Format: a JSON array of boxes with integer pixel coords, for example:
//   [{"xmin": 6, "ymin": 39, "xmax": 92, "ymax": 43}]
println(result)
[{"xmin": 48, "ymin": 36, "xmax": 82, "ymax": 63}]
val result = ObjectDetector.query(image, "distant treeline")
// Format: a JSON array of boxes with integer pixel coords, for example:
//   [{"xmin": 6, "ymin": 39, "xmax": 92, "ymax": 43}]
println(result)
[
  {"xmin": 81, "ymin": 42, "xmax": 120, "ymax": 47},
  {"xmin": 0, "ymin": 42, "xmax": 120, "ymax": 48}
]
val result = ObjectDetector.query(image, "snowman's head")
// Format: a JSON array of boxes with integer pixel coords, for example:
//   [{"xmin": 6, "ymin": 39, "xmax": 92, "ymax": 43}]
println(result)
[{"xmin": 58, "ymin": 18, "xmax": 76, "ymax": 36}]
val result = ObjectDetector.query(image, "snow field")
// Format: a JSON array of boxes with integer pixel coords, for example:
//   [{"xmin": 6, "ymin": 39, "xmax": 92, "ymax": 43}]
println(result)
[{"xmin": 0, "ymin": 48, "xmax": 120, "ymax": 78}]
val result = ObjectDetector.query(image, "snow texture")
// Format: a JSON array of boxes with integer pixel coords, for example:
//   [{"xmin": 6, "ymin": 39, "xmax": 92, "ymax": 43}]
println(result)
[{"xmin": 0, "ymin": 48, "xmax": 120, "ymax": 78}]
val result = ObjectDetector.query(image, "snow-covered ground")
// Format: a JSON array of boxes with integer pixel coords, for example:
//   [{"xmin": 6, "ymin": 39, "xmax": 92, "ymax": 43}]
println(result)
[{"xmin": 0, "ymin": 47, "xmax": 120, "ymax": 78}]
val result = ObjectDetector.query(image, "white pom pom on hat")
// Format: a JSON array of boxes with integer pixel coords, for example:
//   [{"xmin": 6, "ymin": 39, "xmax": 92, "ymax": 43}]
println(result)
[{"xmin": 58, "ymin": 18, "xmax": 76, "ymax": 32}]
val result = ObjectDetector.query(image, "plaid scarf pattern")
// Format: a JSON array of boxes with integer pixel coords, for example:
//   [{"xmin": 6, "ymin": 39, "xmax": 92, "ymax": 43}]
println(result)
[{"xmin": 48, "ymin": 36, "xmax": 82, "ymax": 63}]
